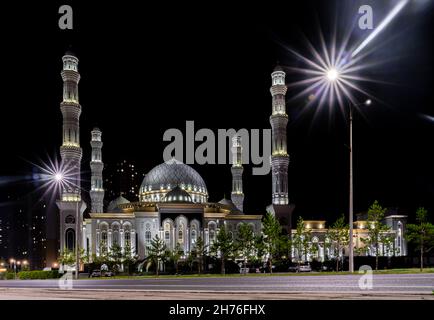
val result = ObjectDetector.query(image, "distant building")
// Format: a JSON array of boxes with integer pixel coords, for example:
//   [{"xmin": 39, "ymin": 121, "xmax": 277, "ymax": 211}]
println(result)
[
  {"xmin": 292, "ymin": 209, "xmax": 407, "ymax": 263},
  {"xmin": 104, "ymin": 160, "xmax": 144, "ymax": 203}
]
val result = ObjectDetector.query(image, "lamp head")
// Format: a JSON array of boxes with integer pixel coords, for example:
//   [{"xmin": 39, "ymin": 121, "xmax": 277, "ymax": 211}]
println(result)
[
  {"xmin": 54, "ymin": 173, "xmax": 64, "ymax": 182},
  {"xmin": 326, "ymin": 68, "xmax": 339, "ymax": 82}
]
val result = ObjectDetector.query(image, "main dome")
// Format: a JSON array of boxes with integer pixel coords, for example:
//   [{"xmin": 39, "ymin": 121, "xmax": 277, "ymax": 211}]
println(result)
[{"xmin": 140, "ymin": 159, "xmax": 208, "ymax": 203}]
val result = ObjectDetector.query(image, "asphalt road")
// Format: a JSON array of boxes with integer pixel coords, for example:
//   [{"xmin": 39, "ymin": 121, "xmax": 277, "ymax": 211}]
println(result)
[{"xmin": 0, "ymin": 274, "xmax": 433, "ymax": 297}]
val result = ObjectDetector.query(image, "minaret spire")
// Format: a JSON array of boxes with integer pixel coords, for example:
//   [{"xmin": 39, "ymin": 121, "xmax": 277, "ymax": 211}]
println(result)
[
  {"xmin": 60, "ymin": 52, "xmax": 82, "ymax": 198},
  {"xmin": 90, "ymin": 128, "xmax": 104, "ymax": 213},
  {"xmin": 266, "ymin": 64, "xmax": 294, "ymax": 235},
  {"xmin": 270, "ymin": 64, "xmax": 289, "ymax": 205},
  {"xmin": 56, "ymin": 51, "xmax": 87, "ymax": 262},
  {"xmin": 231, "ymin": 135, "xmax": 244, "ymax": 212}
]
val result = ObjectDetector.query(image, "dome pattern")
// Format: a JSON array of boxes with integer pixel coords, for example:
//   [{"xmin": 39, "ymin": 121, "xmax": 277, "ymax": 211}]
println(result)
[
  {"xmin": 218, "ymin": 197, "xmax": 242, "ymax": 214},
  {"xmin": 162, "ymin": 186, "xmax": 193, "ymax": 203},
  {"xmin": 140, "ymin": 159, "xmax": 208, "ymax": 203},
  {"xmin": 107, "ymin": 195, "xmax": 130, "ymax": 212}
]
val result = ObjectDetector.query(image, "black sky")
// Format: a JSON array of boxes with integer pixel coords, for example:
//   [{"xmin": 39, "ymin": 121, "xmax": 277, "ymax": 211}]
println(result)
[{"xmin": 0, "ymin": 0, "xmax": 433, "ymax": 223}]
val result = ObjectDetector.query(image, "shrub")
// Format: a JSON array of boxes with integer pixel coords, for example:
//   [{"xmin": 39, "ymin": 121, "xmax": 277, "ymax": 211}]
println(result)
[
  {"xmin": 17, "ymin": 270, "xmax": 60, "ymax": 280},
  {"xmin": 0, "ymin": 272, "xmax": 16, "ymax": 280}
]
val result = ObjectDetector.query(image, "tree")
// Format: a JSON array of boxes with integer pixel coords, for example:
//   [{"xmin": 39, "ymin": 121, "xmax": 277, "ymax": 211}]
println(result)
[
  {"xmin": 253, "ymin": 234, "xmax": 267, "ymax": 266},
  {"xmin": 109, "ymin": 243, "xmax": 123, "ymax": 273},
  {"xmin": 292, "ymin": 217, "xmax": 311, "ymax": 268},
  {"xmin": 262, "ymin": 212, "xmax": 282, "ymax": 273},
  {"xmin": 58, "ymin": 248, "xmax": 75, "ymax": 270},
  {"xmin": 236, "ymin": 223, "xmax": 256, "ymax": 274},
  {"xmin": 167, "ymin": 243, "xmax": 184, "ymax": 274},
  {"xmin": 406, "ymin": 207, "xmax": 434, "ymax": 271},
  {"xmin": 327, "ymin": 215, "xmax": 349, "ymax": 272},
  {"xmin": 193, "ymin": 236, "xmax": 207, "ymax": 274},
  {"xmin": 210, "ymin": 226, "xmax": 234, "ymax": 275},
  {"xmin": 361, "ymin": 200, "xmax": 390, "ymax": 270},
  {"xmin": 147, "ymin": 235, "xmax": 167, "ymax": 276},
  {"xmin": 122, "ymin": 245, "xmax": 137, "ymax": 275}
]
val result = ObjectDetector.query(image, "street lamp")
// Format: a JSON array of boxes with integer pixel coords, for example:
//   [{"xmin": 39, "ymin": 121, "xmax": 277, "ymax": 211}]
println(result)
[
  {"xmin": 54, "ymin": 173, "xmax": 64, "ymax": 182},
  {"xmin": 325, "ymin": 67, "xmax": 372, "ymax": 273},
  {"xmin": 9, "ymin": 258, "xmax": 17, "ymax": 279},
  {"xmin": 326, "ymin": 68, "xmax": 339, "ymax": 82}
]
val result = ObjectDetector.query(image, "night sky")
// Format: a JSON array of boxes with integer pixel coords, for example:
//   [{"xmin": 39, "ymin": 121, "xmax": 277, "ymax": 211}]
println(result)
[{"xmin": 0, "ymin": 1, "xmax": 433, "ymax": 223}]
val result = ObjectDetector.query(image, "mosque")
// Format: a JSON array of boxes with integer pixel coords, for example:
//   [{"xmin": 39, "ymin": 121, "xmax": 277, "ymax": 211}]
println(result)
[{"xmin": 55, "ymin": 52, "xmax": 407, "ymax": 268}]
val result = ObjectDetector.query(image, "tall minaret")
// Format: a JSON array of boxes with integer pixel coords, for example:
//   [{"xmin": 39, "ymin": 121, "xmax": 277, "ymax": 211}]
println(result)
[
  {"xmin": 267, "ymin": 65, "xmax": 294, "ymax": 234},
  {"xmin": 90, "ymin": 128, "xmax": 104, "ymax": 213},
  {"xmin": 231, "ymin": 135, "xmax": 244, "ymax": 212},
  {"xmin": 56, "ymin": 51, "xmax": 87, "ymax": 257},
  {"xmin": 270, "ymin": 65, "xmax": 289, "ymax": 205}
]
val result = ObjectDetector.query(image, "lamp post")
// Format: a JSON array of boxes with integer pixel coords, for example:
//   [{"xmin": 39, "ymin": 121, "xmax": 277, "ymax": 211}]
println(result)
[
  {"xmin": 348, "ymin": 99, "xmax": 371, "ymax": 273},
  {"xmin": 9, "ymin": 258, "xmax": 16, "ymax": 279},
  {"xmin": 75, "ymin": 200, "xmax": 79, "ymax": 280},
  {"xmin": 325, "ymin": 67, "xmax": 372, "ymax": 273}
]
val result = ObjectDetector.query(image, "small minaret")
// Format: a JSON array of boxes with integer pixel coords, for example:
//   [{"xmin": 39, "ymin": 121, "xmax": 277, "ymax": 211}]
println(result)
[
  {"xmin": 90, "ymin": 128, "xmax": 104, "ymax": 213},
  {"xmin": 56, "ymin": 51, "xmax": 87, "ymax": 258},
  {"xmin": 231, "ymin": 135, "xmax": 244, "ymax": 212},
  {"xmin": 270, "ymin": 65, "xmax": 289, "ymax": 205}
]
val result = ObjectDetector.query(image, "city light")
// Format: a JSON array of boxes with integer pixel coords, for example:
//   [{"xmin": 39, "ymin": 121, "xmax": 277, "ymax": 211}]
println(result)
[{"xmin": 26, "ymin": 154, "xmax": 82, "ymax": 203}]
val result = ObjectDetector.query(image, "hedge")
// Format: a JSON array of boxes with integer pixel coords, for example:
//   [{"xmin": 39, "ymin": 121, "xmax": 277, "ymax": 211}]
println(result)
[
  {"xmin": 0, "ymin": 272, "xmax": 16, "ymax": 280},
  {"xmin": 17, "ymin": 270, "xmax": 61, "ymax": 280}
]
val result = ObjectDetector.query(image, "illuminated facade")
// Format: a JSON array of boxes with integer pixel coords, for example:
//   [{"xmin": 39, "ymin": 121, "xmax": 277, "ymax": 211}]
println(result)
[
  {"xmin": 292, "ymin": 213, "xmax": 407, "ymax": 263},
  {"xmin": 83, "ymin": 159, "xmax": 262, "ymax": 260}
]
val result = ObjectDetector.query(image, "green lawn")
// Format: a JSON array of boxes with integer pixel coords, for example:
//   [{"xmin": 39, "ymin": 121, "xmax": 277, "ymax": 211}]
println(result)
[{"xmin": 87, "ymin": 268, "xmax": 434, "ymax": 280}]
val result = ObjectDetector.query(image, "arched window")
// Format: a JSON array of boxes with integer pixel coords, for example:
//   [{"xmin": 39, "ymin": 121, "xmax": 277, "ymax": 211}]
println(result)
[
  {"xmin": 145, "ymin": 231, "xmax": 152, "ymax": 245},
  {"xmin": 124, "ymin": 231, "xmax": 131, "ymax": 249},
  {"xmin": 113, "ymin": 230, "xmax": 120, "ymax": 245},
  {"xmin": 65, "ymin": 228, "xmax": 75, "ymax": 251},
  {"xmin": 191, "ymin": 230, "xmax": 197, "ymax": 244},
  {"xmin": 178, "ymin": 229, "xmax": 183, "ymax": 243},
  {"xmin": 99, "ymin": 230, "xmax": 107, "ymax": 255},
  {"xmin": 209, "ymin": 230, "xmax": 215, "ymax": 243}
]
